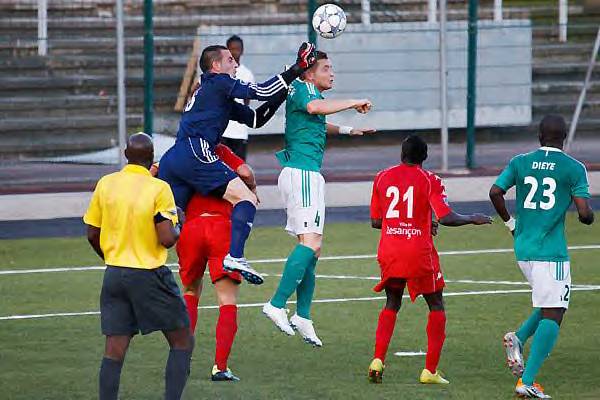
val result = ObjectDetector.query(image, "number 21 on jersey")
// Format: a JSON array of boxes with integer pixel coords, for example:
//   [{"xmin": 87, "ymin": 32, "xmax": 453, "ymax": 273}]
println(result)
[{"xmin": 386, "ymin": 186, "xmax": 414, "ymax": 219}]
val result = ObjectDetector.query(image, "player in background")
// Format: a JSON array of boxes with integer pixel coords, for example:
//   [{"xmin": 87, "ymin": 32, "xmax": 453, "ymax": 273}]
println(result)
[
  {"xmin": 159, "ymin": 43, "xmax": 317, "ymax": 285},
  {"xmin": 221, "ymin": 35, "xmax": 255, "ymax": 160},
  {"xmin": 152, "ymin": 145, "xmax": 254, "ymax": 382},
  {"xmin": 262, "ymin": 50, "xmax": 375, "ymax": 346},
  {"xmin": 489, "ymin": 115, "xmax": 594, "ymax": 399},
  {"xmin": 368, "ymin": 135, "xmax": 492, "ymax": 384}
]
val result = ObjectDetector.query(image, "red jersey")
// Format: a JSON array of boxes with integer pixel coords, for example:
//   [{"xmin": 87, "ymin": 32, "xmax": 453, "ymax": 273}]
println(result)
[
  {"xmin": 370, "ymin": 164, "xmax": 452, "ymax": 278},
  {"xmin": 185, "ymin": 144, "xmax": 245, "ymax": 220}
]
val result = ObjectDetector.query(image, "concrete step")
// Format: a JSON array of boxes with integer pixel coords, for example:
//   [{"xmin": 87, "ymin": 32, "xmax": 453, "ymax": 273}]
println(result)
[
  {"xmin": 0, "ymin": 93, "xmax": 175, "ymax": 119},
  {"xmin": 0, "ymin": 74, "xmax": 181, "ymax": 97},
  {"xmin": 0, "ymin": 114, "xmax": 143, "ymax": 154},
  {"xmin": 0, "ymin": 114, "xmax": 142, "ymax": 133},
  {"xmin": 0, "ymin": 36, "xmax": 195, "ymax": 57},
  {"xmin": 533, "ymin": 98, "xmax": 600, "ymax": 116},
  {"xmin": 0, "ymin": 53, "xmax": 189, "ymax": 77},
  {"xmin": 533, "ymin": 62, "xmax": 600, "ymax": 81},
  {"xmin": 533, "ymin": 42, "xmax": 596, "ymax": 63},
  {"xmin": 530, "ymin": 115, "xmax": 600, "ymax": 134}
]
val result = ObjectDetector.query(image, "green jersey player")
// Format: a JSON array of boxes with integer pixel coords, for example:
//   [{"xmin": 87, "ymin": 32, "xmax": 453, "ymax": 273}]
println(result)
[
  {"xmin": 489, "ymin": 115, "xmax": 594, "ymax": 399},
  {"xmin": 262, "ymin": 51, "xmax": 375, "ymax": 346}
]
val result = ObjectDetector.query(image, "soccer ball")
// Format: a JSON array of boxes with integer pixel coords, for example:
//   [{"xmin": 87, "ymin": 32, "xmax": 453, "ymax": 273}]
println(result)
[{"xmin": 312, "ymin": 4, "xmax": 347, "ymax": 39}]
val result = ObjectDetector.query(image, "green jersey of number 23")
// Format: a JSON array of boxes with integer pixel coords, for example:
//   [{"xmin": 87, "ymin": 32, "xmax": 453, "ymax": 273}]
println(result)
[
  {"xmin": 275, "ymin": 79, "xmax": 326, "ymax": 172},
  {"xmin": 495, "ymin": 147, "xmax": 590, "ymax": 262}
]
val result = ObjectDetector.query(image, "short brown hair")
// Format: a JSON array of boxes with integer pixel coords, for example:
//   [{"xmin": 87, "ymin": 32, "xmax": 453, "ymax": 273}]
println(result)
[
  {"xmin": 199, "ymin": 45, "xmax": 227, "ymax": 73},
  {"xmin": 301, "ymin": 51, "xmax": 329, "ymax": 79}
]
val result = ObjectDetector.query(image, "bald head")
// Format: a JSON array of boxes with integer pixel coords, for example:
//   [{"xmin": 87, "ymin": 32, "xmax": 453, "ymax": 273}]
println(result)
[
  {"xmin": 539, "ymin": 114, "xmax": 567, "ymax": 149},
  {"xmin": 125, "ymin": 133, "xmax": 154, "ymax": 169}
]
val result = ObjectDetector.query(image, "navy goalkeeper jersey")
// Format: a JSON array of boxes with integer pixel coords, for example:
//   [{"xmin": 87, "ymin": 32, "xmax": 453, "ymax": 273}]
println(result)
[{"xmin": 176, "ymin": 72, "xmax": 288, "ymax": 147}]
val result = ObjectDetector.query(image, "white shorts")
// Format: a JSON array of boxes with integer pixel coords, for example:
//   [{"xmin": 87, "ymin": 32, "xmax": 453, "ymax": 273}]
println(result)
[
  {"xmin": 518, "ymin": 260, "xmax": 571, "ymax": 309},
  {"xmin": 277, "ymin": 167, "xmax": 325, "ymax": 236}
]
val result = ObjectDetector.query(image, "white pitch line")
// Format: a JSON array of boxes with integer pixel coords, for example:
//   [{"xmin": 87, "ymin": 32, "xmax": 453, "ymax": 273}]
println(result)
[
  {"xmin": 394, "ymin": 351, "xmax": 426, "ymax": 357},
  {"xmin": 1, "ymin": 244, "xmax": 599, "ymax": 276},
  {"xmin": 2, "ymin": 286, "xmax": 600, "ymax": 322}
]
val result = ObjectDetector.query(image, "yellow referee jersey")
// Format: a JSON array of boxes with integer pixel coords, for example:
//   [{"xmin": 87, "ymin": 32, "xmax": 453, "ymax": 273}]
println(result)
[{"xmin": 83, "ymin": 164, "xmax": 178, "ymax": 269}]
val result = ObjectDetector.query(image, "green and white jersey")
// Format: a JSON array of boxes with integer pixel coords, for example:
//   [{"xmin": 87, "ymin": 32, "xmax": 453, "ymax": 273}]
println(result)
[
  {"xmin": 495, "ymin": 147, "xmax": 590, "ymax": 262},
  {"xmin": 275, "ymin": 79, "xmax": 326, "ymax": 172}
]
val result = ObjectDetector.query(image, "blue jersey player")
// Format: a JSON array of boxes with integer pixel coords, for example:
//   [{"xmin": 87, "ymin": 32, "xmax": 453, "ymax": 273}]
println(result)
[{"xmin": 159, "ymin": 42, "xmax": 317, "ymax": 285}]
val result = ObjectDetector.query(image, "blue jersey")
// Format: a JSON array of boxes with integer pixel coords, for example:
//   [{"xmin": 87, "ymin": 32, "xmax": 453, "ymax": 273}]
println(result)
[
  {"xmin": 160, "ymin": 71, "xmax": 289, "ymax": 208},
  {"xmin": 176, "ymin": 72, "xmax": 288, "ymax": 147}
]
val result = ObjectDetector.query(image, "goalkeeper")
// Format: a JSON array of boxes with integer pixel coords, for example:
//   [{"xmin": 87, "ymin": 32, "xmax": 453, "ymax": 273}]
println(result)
[{"xmin": 159, "ymin": 43, "xmax": 317, "ymax": 285}]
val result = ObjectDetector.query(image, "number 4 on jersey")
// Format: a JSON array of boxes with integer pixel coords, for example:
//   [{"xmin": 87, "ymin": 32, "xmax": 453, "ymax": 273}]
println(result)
[{"xmin": 386, "ymin": 186, "xmax": 414, "ymax": 219}]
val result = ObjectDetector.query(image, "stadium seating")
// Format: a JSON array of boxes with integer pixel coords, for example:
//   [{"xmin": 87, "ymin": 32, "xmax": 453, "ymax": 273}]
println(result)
[{"xmin": 0, "ymin": 0, "xmax": 599, "ymax": 155}]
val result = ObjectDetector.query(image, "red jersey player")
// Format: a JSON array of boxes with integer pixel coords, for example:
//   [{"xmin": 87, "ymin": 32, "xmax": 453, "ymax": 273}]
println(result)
[
  {"xmin": 153, "ymin": 144, "xmax": 256, "ymax": 382},
  {"xmin": 367, "ymin": 135, "xmax": 492, "ymax": 385}
]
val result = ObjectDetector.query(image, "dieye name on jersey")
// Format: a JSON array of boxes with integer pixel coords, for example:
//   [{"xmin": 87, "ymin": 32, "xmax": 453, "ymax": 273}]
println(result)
[{"xmin": 531, "ymin": 161, "xmax": 556, "ymax": 171}]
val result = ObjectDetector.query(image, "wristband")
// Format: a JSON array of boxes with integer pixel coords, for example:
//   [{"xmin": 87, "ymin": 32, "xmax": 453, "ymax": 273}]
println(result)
[
  {"xmin": 339, "ymin": 125, "xmax": 353, "ymax": 135},
  {"xmin": 504, "ymin": 216, "xmax": 516, "ymax": 232}
]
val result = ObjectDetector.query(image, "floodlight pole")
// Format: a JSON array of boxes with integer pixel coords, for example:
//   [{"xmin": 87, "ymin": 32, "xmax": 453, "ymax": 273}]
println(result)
[
  {"xmin": 494, "ymin": 0, "xmax": 503, "ymax": 21},
  {"xmin": 466, "ymin": 0, "xmax": 478, "ymax": 169},
  {"xmin": 37, "ymin": 0, "xmax": 47, "ymax": 56},
  {"xmin": 116, "ymin": 0, "xmax": 126, "ymax": 167},
  {"xmin": 428, "ymin": 0, "xmax": 437, "ymax": 23},
  {"xmin": 143, "ymin": 0, "xmax": 154, "ymax": 136},
  {"xmin": 361, "ymin": 0, "xmax": 371, "ymax": 25},
  {"xmin": 439, "ymin": 0, "xmax": 449, "ymax": 172}
]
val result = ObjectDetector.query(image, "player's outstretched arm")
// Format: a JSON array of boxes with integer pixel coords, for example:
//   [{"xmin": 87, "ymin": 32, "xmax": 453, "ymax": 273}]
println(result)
[
  {"xmin": 573, "ymin": 197, "xmax": 594, "ymax": 225},
  {"xmin": 307, "ymin": 99, "xmax": 371, "ymax": 116},
  {"xmin": 438, "ymin": 211, "xmax": 492, "ymax": 227},
  {"xmin": 231, "ymin": 90, "xmax": 287, "ymax": 129},
  {"xmin": 326, "ymin": 123, "xmax": 376, "ymax": 136},
  {"xmin": 229, "ymin": 42, "xmax": 317, "ymax": 102}
]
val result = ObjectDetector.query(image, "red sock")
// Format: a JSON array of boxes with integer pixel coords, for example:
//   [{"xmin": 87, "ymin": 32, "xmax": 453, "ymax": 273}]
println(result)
[
  {"xmin": 374, "ymin": 308, "xmax": 398, "ymax": 363},
  {"xmin": 425, "ymin": 310, "xmax": 446, "ymax": 373},
  {"xmin": 184, "ymin": 294, "xmax": 199, "ymax": 334},
  {"xmin": 215, "ymin": 304, "xmax": 238, "ymax": 371}
]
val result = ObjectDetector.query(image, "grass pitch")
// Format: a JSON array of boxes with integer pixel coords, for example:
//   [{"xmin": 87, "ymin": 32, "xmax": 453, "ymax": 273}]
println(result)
[{"xmin": 1, "ymin": 214, "xmax": 599, "ymax": 400}]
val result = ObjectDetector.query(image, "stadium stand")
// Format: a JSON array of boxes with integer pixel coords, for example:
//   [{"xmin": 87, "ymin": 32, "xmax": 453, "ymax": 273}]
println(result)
[{"xmin": 0, "ymin": 0, "xmax": 599, "ymax": 155}]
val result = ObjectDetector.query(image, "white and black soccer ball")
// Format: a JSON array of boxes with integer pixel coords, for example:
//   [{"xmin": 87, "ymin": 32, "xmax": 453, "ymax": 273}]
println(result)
[{"xmin": 312, "ymin": 4, "xmax": 347, "ymax": 39}]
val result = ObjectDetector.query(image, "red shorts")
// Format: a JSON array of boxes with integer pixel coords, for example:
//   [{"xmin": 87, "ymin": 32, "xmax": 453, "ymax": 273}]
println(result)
[
  {"xmin": 374, "ymin": 250, "xmax": 445, "ymax": 302},
  {"xmin": 176, "ymin": 216, "xmax": 241, "ymax": 286}
]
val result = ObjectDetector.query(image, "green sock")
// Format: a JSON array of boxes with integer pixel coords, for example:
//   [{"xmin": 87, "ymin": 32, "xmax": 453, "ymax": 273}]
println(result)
[
  {"xmin": 516, "ymin": 308, "xmax": 542, "ymax": 344},
  {"xmin": 522, "ymin": 319, "xmax": 560, "ymax": 386},
  {"xmin": 296, "ymin": 256, "xmax": 317, "ymax": 319},
  {"xmin": 270, "ymin": 244, "xmax": 315, "ymax": 309}
]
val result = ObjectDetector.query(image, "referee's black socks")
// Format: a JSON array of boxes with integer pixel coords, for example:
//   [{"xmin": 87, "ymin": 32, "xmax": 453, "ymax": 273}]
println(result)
[
  {"xmin": 99, "ymin": 357, "xmax": 123, "ymax": 400},
  {"xmin": 165, "ymin": 349, "xmax": 192, "ymax": 400}
]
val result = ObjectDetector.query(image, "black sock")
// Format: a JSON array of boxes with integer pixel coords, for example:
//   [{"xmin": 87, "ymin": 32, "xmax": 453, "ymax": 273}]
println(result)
[
  {"xmin": 165, "ymin": 349, "xmax": 191, "ymax": 400},
  {"xmin": 99, "ymin": 357, "xmax": 123, "ymax": 400}
]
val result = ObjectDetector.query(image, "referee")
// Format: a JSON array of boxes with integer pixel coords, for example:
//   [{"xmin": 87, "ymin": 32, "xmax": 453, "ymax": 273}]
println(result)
[{"xmin": 84, "ymin": 133, "xmax": 192, "ymax": 400}]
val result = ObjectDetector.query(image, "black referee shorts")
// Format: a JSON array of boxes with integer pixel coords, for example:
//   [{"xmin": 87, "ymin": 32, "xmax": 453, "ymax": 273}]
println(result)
[{"xmin": 100, "ymin": 265, "xmax": 189, "ymax": 336}]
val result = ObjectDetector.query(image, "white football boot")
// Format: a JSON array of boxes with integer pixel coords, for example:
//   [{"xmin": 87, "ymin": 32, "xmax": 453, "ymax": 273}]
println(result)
[
  {"xmin": 515, "ymin": 379, "xmax": 552, "ymax": 398},
  {"xmin": 262, "ymin": 302, "xmax": 295, "ymax": 336},
  {"xmin": 223, "ymin": 254, "xmax": 264, "ymax": 285},
  {"xmin": 503, "ymin": 331, "xmax": 524, "ymax": 377},
  {"xmin": 290, "ymin": 314, "xmax": 322, "ymax": 347}
]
